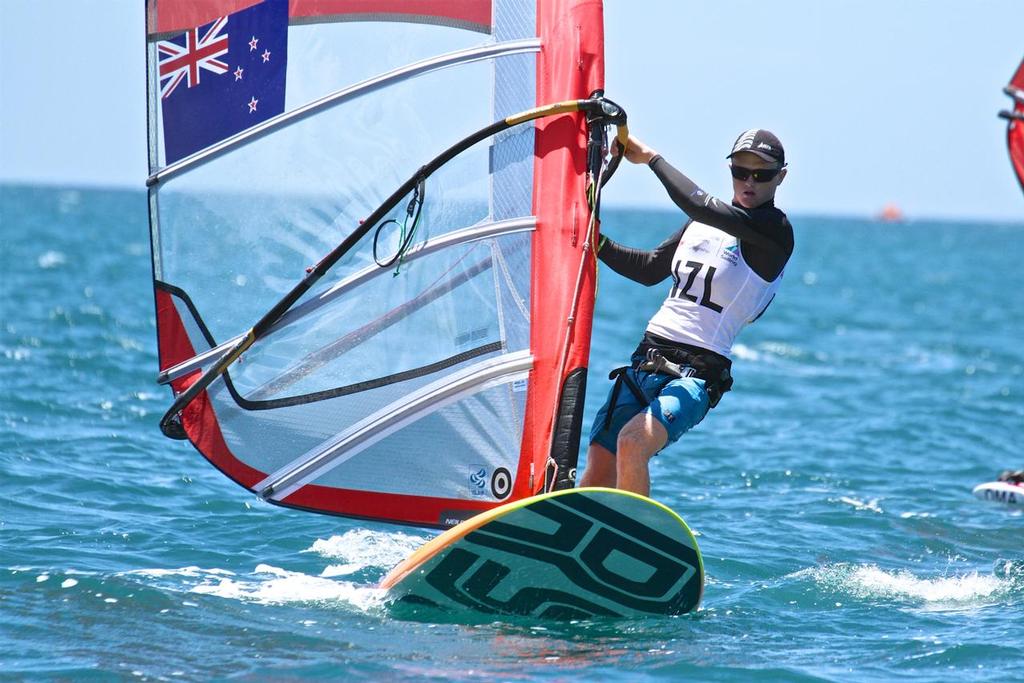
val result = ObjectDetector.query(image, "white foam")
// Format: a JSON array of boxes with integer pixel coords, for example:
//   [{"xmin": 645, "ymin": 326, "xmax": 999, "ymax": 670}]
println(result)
[
  {"xmin": 838, "ymin": 496, "xmax": 883, "ymax": 513},
  {"xmin": 4, "ymin": 348, "xmax": 31, "ymax": 361},
  {"xmin": 305, "ymin": 528, "xmax": 430, "ymax": 575},
  {"xmin": 125, "ymin": 566, "xmax": 236, "ymax": 579},
  {"xmin": 798, "ymin": 563, "xmax": 1012, "ymax": 607},
  {"xmin": 760, "ymin": 341, "xmax": 806, "ymax": 359},
  {"xmin": 120, "ymin": 531, "xmax": 425, "ymax": 612},
  {"xmin": 189, "ymin": 563, "xmax": 386, "ymax": 611},
  {"xmin": 730, "ymin": 343, "xmax": 760, "ymax": 361},
  {"xmin": 321, "ymin": 563, "xmax": 364, "ymax": 578},
  {"xmin": 37, "ymin": 251, "xmax": 66, "ymax": 269}
]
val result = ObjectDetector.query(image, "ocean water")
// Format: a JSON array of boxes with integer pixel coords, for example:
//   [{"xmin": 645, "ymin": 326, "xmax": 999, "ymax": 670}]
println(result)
[{"xmin": 2, "ymin": 184, "xmax": 1023, "ymax": 681}]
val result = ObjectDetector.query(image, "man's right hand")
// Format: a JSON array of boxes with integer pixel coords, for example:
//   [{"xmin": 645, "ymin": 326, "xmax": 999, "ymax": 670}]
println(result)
[{"xmin": 613, "ymin": 134, "xmax": 658, "ymax": 165}]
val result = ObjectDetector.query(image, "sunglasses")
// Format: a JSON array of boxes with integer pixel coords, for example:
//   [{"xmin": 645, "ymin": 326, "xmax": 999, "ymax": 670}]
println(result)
[{"xmin": 730, "ymin": 165, "xmax": 783, "ymax": 183}]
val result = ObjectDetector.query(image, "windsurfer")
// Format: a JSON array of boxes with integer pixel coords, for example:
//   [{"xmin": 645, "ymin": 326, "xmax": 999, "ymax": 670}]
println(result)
[
  {"xmin": 998, "ymin": 470, "xmax": 1024, "ymax": 484},
  {"xmin": 579, "ymin": 129, "xmax": 794, "ymax": 495}
]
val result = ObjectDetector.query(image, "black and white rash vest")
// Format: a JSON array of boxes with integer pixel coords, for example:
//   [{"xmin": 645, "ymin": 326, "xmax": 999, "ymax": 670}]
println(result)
[
  {"xmin": 596, "ymin": 155, "xmax": 792, "ymax": 360},
  {"xmin": 645, "ymin": 220, "xmax": 783, "ymax": 358}
]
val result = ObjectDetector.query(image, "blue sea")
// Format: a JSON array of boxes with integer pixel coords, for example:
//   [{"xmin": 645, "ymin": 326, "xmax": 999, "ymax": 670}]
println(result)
[{"xmin": 2, "ymin": 184, "xmax": 1023, "ymax": 681}]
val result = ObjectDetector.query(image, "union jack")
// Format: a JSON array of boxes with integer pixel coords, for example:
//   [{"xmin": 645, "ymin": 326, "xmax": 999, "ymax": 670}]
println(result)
[{"xmin": 157, "ymin": 16, "xmax": 229, "ymax": 100}]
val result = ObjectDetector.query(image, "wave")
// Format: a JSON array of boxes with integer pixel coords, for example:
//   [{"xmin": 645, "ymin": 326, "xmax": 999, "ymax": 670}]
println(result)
[
  {"xmin": 188, "ymin": 564, "xmax": 385, "ymax": 611},
  {"xmin": 304, "ymin": 528, "xmax": 430, "ymax": 578},
  {"xmin": 792, "ymin": 561, "xmax": 1022, "ymax": 609},
  {"xmin": 116, "ymin": 528, "xmax": 433, "ymax": 611}
]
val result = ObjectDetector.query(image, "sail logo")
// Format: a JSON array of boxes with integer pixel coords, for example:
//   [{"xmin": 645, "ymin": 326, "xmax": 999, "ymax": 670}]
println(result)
[
  {"xmin": 469, "ymin": 466, "xmax": 488, "ymax": 497},
  {"xmin": 491, "ymin": 468, "xmax": 512, "ymax": 499},
  {"xmin": 468, "ymin": 466, "xmax": 512, "ymax": 498}
]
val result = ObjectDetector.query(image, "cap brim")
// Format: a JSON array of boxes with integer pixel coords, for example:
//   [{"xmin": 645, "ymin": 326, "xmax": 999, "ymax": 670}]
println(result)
[{"xmin": 727, "ymin": 149, "xmax": 780, "ymax": 163}]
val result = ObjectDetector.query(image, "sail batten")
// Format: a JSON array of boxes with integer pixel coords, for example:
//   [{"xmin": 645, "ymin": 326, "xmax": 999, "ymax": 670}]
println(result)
[
  {"xmin": 146, "ymin": 0, "xmax": 612, "ymax": 527},
  {"xmin": 156, "ymin": 328, "xmax": 247, "ymax": 384}
]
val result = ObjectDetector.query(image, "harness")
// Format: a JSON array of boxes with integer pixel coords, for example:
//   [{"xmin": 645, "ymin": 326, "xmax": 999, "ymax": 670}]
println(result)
[{"xmin": 602, "ymin": 346, "xmax": 733, "ymax": 431}]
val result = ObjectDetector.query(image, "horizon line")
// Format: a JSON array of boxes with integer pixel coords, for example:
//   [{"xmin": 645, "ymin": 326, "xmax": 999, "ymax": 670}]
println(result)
[{"xmin": 2, "ymin": 178, "xmax": 1021, "ymax": 227}]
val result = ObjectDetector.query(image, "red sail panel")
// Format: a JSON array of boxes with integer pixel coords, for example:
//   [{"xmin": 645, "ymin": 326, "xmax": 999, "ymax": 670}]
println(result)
[
  {"xmin": 1008, "ymin": 110, "xmax": 1024, "ymax": 194},
  {"xmin": 1004, "ymin": 57, "xmax": 1024, "ymax": 195},
  {"xmin": 149, "ymin": 0, "xmax": 262, "ymax": 36},
  {"xmin": 149, "ymin": 0, "xmax": 491, "ymax": 36},
  {"xmin": 289, "ymin": 0, "xmax": 491, "ymax": 32},
  {"xmin": 517, "ymin": 0, "xmax": 604, "ymax": 498},
  {"xmin": 1009, "ymin": 57, "xmax": 1024, "ymax": 94},
  {"xmin": 154, "ymin": 287, "xmax": 266, "ymax": 488}
]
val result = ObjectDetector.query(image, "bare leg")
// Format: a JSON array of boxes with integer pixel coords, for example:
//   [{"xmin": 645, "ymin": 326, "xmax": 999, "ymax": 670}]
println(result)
[
  {"xmin": 578, "ymin": 442, "xmax": 617, "ymax": 488},
  {"xmin": 615, "ymin": 412, "xmax": 668, "ymax": 496}
]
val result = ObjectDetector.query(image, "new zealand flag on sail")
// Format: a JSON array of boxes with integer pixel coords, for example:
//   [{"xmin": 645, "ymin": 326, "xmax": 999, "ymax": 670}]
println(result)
[{"xmin": 158, "ymin": 0, "xmax": 288, "ymax": 164}]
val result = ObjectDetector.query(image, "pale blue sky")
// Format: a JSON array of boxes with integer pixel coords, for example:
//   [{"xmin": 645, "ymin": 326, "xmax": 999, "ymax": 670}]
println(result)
[{"xmin": 1, "ymin": 0, "xmax": 1022, "ymax": 220}]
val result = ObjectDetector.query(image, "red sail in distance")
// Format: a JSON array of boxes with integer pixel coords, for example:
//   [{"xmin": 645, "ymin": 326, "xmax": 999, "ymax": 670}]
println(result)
[{"xmin": 1000, "ymin": 57, "xmax": 1024, "ymax": 195}]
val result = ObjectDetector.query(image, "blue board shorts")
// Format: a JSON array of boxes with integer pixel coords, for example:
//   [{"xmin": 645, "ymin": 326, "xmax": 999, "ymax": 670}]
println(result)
[{"xmin": 589, "ymin": 367, "xmax": 710, "ymax": 455}]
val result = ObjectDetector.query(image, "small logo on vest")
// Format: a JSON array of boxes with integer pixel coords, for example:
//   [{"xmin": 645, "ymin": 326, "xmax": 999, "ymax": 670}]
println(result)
[{"xmin": 720, "ymin": 243, "xmax": 739, "ymax": 266}]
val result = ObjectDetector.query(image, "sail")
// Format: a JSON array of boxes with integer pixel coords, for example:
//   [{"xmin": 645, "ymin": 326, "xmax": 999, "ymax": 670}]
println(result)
[
  {"xmin": 1000, "ymin": 56, "xmax": 1024, "ymax": 194},
  {"xmin": 145, "ymin": 0, "xmax": 619, "ymax": 528}
]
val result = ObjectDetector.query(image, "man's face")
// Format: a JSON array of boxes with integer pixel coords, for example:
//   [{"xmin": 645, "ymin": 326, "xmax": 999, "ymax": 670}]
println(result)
[{"xmin": 730, "ymin": 151, "xmax": 786, "ymax": 209}]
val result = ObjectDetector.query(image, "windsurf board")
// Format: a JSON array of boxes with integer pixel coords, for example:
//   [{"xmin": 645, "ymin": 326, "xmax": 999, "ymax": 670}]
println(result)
[
  {"xmin": 973, "ymin": 480, "xmax": 1024, "ymax": 506},
  {"xmin": 380, "ymin": 487, "xmax": 703, "ymax": 620}
]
